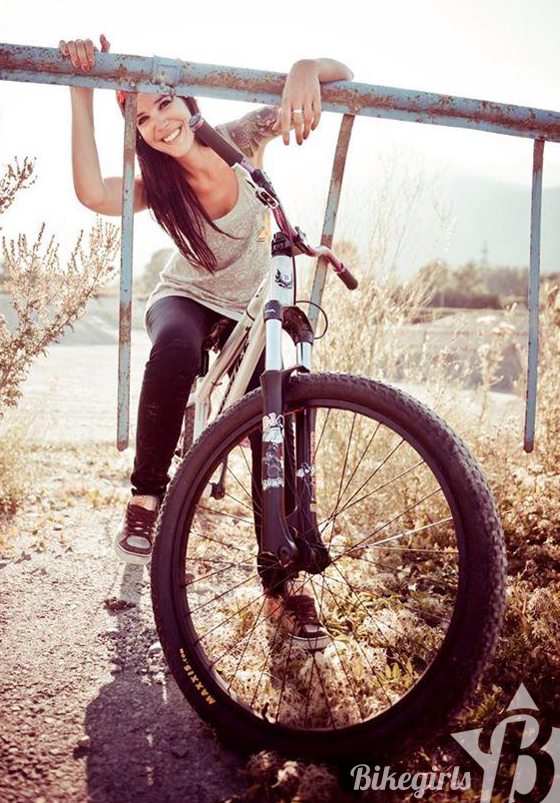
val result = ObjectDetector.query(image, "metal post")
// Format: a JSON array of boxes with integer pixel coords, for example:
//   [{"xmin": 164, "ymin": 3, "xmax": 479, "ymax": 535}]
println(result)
[
  {"xmin": 524, "ymin": 138, "xmax": 545, "ymax": 453},
  {"xmin": 308, "ymin": 114, "xmax": 355, "ymax": 335},
  {"xmin": 117, "ymin": 92, "xmax": 137, "ymax": 451}
]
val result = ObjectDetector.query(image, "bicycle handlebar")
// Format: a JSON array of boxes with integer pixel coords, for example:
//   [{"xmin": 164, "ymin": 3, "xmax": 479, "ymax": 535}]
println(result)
[
  {"xmin": 311, "ymin": 247, "xmax": 359, "ymax": 290},
  {"xmin": 189, "ymin": 114, "xmax": 358, "ymax": 291},
  {"xmin": 189, "ymin": 113, "xmax": 246, "ymax": 167}
]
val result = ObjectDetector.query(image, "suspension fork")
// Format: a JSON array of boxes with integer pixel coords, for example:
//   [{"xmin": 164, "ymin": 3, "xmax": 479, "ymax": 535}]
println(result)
[
  {"xmin": 259, "ymin": 239, "xmax": 325, "ymax": 571},
  {"xmin": 259, "ymin": 246, "xmax": 298, "ymax": 567}
]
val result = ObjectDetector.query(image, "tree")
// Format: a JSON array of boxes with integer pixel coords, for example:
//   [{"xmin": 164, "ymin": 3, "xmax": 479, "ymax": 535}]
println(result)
[
  {"xmin": 453, "ymin": 261, "xmax": 485, "ymax": 295},
  {"xmin": 415, "ymin": 260, "xmax": 452, "ymax": 306},
  {"xmin": 0, "ymin": 157, "xmax": 120, "ymax": 417}
]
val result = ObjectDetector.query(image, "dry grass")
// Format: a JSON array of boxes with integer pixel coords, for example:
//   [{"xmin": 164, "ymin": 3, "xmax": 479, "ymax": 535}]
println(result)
[{"xmin": 0, "ymin": 406, "xmax": 39, "ymax": 522}]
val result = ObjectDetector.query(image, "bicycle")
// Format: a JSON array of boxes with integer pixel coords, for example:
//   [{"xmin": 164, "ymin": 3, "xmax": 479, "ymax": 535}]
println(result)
[{"xmin": 150, "ymin": 110, "xmax": 507, "ymax": 763}]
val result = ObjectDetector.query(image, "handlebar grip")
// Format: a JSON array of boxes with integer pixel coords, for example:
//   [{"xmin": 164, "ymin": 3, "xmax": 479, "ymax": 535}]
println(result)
[
  {"xmin": 336, "ymin": 263, "xmax": 359, "ymax": 290},
  {"xmin": 188, "ymin": 113, "xmax": 244, "ymax": 167}
]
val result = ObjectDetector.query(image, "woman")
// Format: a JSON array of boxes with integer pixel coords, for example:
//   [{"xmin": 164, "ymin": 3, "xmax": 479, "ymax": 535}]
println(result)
[{"xmin": 60, "ymin": 34, "xmax": 352, "ymax": 645}]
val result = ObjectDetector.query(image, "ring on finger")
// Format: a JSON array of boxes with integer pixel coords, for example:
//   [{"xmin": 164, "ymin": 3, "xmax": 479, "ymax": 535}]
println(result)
[{"xmin": 291, "ymin": 108, "xmax": 304, "ymax": 115}]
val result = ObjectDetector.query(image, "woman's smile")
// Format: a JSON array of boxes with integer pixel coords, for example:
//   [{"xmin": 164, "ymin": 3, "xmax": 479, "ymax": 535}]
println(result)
[{"xmin": 161, "ymin": 125, "xmax": 182, "ymax": 144}]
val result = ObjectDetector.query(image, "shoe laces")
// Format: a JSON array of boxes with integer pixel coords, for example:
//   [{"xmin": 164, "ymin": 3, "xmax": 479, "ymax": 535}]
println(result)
[
  {"xmin": 284, "ymin": 594, "xmax": 321, "ymax": 626},
  {"xmin": 126, "ymin": 503, "xmax": 157, "ymax": 539}
]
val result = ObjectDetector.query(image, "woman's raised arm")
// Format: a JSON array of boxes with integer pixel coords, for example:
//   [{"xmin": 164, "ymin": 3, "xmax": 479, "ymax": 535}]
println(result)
[{"xmin": 60, "ymin": 35, "xmax": 147, "ymax": 215}]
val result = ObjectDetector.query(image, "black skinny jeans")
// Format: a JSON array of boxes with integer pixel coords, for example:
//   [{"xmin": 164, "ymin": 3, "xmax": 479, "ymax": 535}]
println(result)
[
  {"xmin": 131, "ymin": 294, "xmax": 299, "ymax": 594},
  {"xmin": 130, "ymin": 295, "xmax": 266, "ymax": 503}
]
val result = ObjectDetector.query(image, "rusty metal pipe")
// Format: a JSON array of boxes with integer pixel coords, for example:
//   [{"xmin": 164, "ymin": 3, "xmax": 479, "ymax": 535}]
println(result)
[{"xmin": 1, "ymin": 44, "xmax": 560, "ymax": 143}]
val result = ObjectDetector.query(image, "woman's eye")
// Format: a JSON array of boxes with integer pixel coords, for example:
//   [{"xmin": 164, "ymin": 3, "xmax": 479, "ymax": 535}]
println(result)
[{"xmin": 137, "ymin": 98, "xmax": 170, "ymax": 126}]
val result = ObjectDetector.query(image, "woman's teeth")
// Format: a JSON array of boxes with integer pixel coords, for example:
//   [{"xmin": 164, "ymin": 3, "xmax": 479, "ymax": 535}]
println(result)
[{"xmin": 163, "ymin": 127, "xmax": 181, "ymax": 143}]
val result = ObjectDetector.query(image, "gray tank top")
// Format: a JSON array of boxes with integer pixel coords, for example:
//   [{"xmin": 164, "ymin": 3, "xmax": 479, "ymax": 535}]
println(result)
[{"xmin": 143, "ymin": 124, "xmax": 271, "ymax": 327}]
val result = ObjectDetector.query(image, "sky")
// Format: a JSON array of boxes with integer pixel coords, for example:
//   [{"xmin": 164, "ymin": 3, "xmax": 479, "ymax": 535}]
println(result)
[{"xmin": 1, "ymin": 0, "xmax": 560, "ymax": 278}]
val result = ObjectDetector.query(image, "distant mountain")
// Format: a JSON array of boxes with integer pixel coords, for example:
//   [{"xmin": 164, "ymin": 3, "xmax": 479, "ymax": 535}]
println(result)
[{"xmin": 427, "ymin": 175, "xmax": 559, "ymax": 272}]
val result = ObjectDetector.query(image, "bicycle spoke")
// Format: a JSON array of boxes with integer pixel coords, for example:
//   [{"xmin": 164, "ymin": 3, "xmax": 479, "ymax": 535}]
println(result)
[
  {"xmin": 341, "ymin": 551, "xmax": 458, "ymax": 591},
  {"xmin": 338, "ymin": 421, "xmax": 382, "ymax": 504},
  {"xmin": 332, "ymin": 516, "xmax": 456, "ymax": 566},
  {"xmin": 328, "ymin": 563, "xmax": 438, "ymax": 657},
  {"xmin": 183, "ymin": 560, "xmax": 253, "ymax": 588},
  {"xmin": 189, "ymin": 528, "xmax": 254, "ymax": 555},
  {"xmin": 225, "ymin": 462, "xmax": 256, "ymax": 509},
  {"xmin": 192, "ymin": 572, "xmax": 294, "ymax": 647},
  {"xmin": 197, "ymin": 505, "xmax": 254, "ymax": 524},
  {"xmin": 311, "ymin": 652, "xmax": 337, "ymax": 729},
  {"xmin": 275, "ymin": 596, "xmax": 298, "ymax": 723},
  {"xmin": 226, "ymin": 590, "xmax": 270, "ymax": 693},
  {"xmin": 327, "ymin": 435, "xmax": 405, "ymax": 526},
  {"xmin": 187, "ymin": 557, "xmax": 253, "ymax": 569},
  {"xmin": 330, "ymin": 487, "xmax": 444, "ymax": 565},
  {"xmin": 307, "ymin": 576, "xmax": 368, "ymax": 720},
  {"xmin": 317, "ymin": 456, "xmax": 423, "ymax": 534},
  {"xmin": 249, "ymin": 600, "xmax": 293, "ymax": 709},
  {"xmin": 313, "ymin": 407, "xmax": 331, "ymax": 457},
  {"xmin": 319, "ymin": 569, "xmax": 413, "ymax": 658},
  {"xmin": 369, "ymin": 544, "xmax": 458, "ymax": 554},
  {"xmin": 209, "ymin": 575, "xmax": 308, "ymax": 674},
  {"xmin": 188, "ymin": 571, "xmax": 261, "ymax": 617},
  {"xmin": 314, "ymin": 573, "xmax": 395, "ymax": 707},
  {"xmin": 237, "ymin": 439, "xmax": 262, "ymax": 516},
  {"xmin": 327, "ymin": 411, "xmax": 356, "ymax": 531}
]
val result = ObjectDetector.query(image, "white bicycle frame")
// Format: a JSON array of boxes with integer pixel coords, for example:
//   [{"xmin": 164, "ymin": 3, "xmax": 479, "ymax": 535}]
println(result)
[{"xmin": 186, "ymin": 172, "xmax": 310, "ymax": 445}]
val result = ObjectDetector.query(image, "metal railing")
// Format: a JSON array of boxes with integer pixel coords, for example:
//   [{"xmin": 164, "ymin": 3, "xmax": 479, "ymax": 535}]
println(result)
[{"xmin": 1, "ymin": 43, "xmax": 558, "ymax": 452}]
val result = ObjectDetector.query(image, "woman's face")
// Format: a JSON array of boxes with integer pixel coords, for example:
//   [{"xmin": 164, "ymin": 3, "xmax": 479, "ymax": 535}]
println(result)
[{"xmin": 136, "ymin": 93, "xmax": 195, "ymax": 154}]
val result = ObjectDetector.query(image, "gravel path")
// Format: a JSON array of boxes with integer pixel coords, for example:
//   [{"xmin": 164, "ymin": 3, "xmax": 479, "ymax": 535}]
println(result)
[{"xmin": 0, "ymin": 442, "xmax": 248, "ymax": 803}]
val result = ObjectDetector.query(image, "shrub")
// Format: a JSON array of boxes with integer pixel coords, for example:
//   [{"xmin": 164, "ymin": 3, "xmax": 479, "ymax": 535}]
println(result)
[{"xmin": 0, "ymin": 157, "xmax": 120, "ymax": 419}]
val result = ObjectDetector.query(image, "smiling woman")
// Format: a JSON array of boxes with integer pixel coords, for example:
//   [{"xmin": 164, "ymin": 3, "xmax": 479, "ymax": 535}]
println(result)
[
  {"xmin": 58, "ymin": 34, "xmax": 353, "ymax": 579},
  {"xmin": 117, "ymin": 90, "xmax": 243, "ymax": 273}
]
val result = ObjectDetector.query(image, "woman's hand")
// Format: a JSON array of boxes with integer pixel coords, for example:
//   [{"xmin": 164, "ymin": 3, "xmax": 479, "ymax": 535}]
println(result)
[
  {"xmin": 275, "ymin": 59, "xmax": 322, "ymax": 146},
  {"xmin": 58, "ymin": 34, "xmax": 110, "ymax": 72}
]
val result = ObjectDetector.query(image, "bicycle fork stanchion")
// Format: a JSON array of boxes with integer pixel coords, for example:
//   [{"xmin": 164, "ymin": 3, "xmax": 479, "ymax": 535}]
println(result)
[
  {"xmin": 260, "ymin": 248, "xmax": 298, "ymax": 569},
  {"xmin": 524, "ymin": 138, "xmax": 545, "ymax": 453},
  {"xmin": 259, "ymin": 235, "xmax": 331, "ymax": 580}
]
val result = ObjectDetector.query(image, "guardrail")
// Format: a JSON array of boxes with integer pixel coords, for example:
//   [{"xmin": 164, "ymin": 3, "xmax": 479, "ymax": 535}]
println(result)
[{"xmin": 1, "ymin": 43, "xmax": 557, "ymax": 451}]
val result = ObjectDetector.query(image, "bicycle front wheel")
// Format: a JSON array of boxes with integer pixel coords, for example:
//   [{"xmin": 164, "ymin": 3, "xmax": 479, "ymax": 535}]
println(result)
[{"xmin": 151, "ymin": 372, "xmax": 506, "ymax": 763}]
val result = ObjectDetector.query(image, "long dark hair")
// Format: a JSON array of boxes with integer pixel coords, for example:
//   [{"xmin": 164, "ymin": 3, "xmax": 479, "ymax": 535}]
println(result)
[{"xmin": 130, "ymin": 95, "xmax": 240, "ymax": 273}]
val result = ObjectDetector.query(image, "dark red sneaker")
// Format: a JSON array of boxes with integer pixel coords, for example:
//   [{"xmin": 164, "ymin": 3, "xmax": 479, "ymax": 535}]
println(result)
[
  {"xmin": 114, "ymin": 498, "xmax": 159, "ymax": 565},
  {"xmin": 265, "ymin": 592, "xmax": 329, "ymax": 651}
]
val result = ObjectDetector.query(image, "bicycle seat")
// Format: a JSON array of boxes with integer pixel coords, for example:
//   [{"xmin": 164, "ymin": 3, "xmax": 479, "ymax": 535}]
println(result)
[
  {"xmin": 202, "ymin": 316, "xmax": 231, "ymax": 354},
  {"xmin": 199, "ymin": 316, "xmax": 232, "ymax": 376}
]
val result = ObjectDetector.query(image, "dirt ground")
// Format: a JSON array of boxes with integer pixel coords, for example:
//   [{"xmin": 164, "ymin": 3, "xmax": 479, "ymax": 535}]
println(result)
[{"xmin": 0, "ymin": 441, "xmax": 249, "ymax": 803}]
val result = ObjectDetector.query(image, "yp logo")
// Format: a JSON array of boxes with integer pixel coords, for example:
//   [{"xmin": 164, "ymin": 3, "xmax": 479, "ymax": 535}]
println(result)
[{"xmin": 452, "ymin": 684, "xmax": 560, "ymax": 802}]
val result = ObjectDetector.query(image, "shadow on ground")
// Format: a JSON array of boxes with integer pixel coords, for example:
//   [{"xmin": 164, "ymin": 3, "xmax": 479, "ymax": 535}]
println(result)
[{"xmin": 83, "ymin": 565, "xmax": 247, "ymax": 803}]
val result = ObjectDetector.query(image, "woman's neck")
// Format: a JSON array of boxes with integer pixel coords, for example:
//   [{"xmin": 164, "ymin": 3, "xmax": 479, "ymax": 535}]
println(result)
[{"xmin": 176, "ymin": 140, "xmax": 229, "ymax": 187}]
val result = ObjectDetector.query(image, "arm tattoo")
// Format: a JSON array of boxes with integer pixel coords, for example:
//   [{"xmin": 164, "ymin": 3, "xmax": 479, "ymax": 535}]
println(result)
[{"xmin": 224, "ymin": 106, "xmax": 280, "ymax": 160}]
